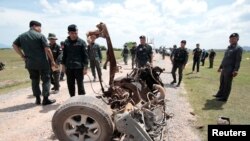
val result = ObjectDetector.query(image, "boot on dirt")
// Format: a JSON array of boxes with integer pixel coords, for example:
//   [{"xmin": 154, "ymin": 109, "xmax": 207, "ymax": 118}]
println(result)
[
  {"xmin": 35, "ymin": 96, "xmax": 41, "ymax": 105},
  {"xmin": 42, "ymin": 97, "xmax": 56, "ymax": 106}
]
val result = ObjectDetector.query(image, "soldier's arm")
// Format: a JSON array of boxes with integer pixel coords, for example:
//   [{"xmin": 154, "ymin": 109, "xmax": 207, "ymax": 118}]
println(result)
[
  {"xmin": 12, "ymin": 36, "xmax": 26, "ymax": 60},
  {"xmin": 184, "ymin": 51, "xmax": 189, "ymax": 65},
  {"xmin": 57, "ymin": 45, "xmax": 63, "ymax": 64},
  {"xmin": 234, "ymin": 47, "xmax": 243, "ymax": 72},
  {"xmin": 82, "ymin": 41, "xmax": 89, "ymax": 68}
]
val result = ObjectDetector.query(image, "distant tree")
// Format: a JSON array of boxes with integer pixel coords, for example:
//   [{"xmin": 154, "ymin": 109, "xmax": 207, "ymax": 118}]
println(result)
[{"xmin": 100, "ymin": 45, "xmax": 107, "ymax": 51}]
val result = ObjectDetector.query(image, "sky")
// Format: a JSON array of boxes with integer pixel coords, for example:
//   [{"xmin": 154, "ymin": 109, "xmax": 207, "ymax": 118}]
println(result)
[{"xmin": 0, "ymin": 0, "xmax": 250, "ymax": 49}]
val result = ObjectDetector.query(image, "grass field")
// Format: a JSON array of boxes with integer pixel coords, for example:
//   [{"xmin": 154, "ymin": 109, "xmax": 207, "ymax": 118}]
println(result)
[
  {"xmin": 0, "ymin": 48, "xmax": 122, "ymax": 94},
  {"xmin": 183, "ymin": 51, "xmax": 250, "ymax": 140}
]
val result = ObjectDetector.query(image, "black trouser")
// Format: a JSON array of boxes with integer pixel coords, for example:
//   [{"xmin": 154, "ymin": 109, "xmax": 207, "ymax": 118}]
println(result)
[
  {"xmin": 192, "ymin": 58, "xmax": 200, "ymax": 72},
  {"xmin": 209, "ymin": 58, "xmax": 214, "ymax": 68},
  {"xmin": 171, "ymin": 63, "xmax": 184, "ymax": 84},
  {"xmin": 137, "ymin": 61, "xmax": 147, "ymax": 68},
  {"xmin": 201, "ymin": 58, "xmax": 205, "ymax": 66},
  {"xmin": 60, "ymin": 72, "xmax": 64, "ymax": 80},
  {"xmin": 51, "ymin": 70, "xmax": 60, "ymax": 90},
  {"xmin": 90, "ymin": 60, "xmax": 102, "ymax": 79},
  {"xmin": 28, "ymin": 69, "xmax": 50, "ymax": 97},
  {"xmin": 216, "ymin": 70, "xmax": 233, "ymax": 100},
  {"xmin": 66, "ymin": 68, "xmax": 85, "ymax": 97}
]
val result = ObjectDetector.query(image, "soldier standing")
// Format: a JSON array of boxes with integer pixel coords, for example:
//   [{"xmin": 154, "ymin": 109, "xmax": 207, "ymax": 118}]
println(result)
[
  {"xmin": 136, "ymin": 35, "xmax": 153, "ymax": 68},
  {"xmin": 87, "ymin": 35, "xmax": 103, "ymax": 82},
  {"xmin": 62, "ymin": 24, "xmax": 88, "ymax": 97},
  {"xmin": 214, "ymin": 33, "xmax": 242, "ymax": 102},
  {"xmin": 130, "ymin": 42, "xmax": 137, "ymax": 69},
  {"xmin": 209, "ymin": 49, "xmax": 216, "ymax": 68},
  {"xmin": 170, "ymin": 40, "xmax": 189, "ymax": 87},
  {"xmin": 192, "ymin": 43, "xmax": 202, "ymax": 73},
  {"xmin": 162, "ymin": 47, "xmax": 166, "ymax": 60},
  {"xmin": 12, "ymin": 20, "xmax": 56, "ymax": 105},
  {"xmin": 48, "ymin": 33, "xmax": 62, "ymax": 94},
  {"xmin": 121, "ymin": 45, "xmax": 129, "ymax": 65},
  {"xmin": 201, "ymin": 49, "xmax": 208, "ymax": 66},
  {"xmin": 170, "ymin": 45, "xmax": 177, "ymax": 63}
]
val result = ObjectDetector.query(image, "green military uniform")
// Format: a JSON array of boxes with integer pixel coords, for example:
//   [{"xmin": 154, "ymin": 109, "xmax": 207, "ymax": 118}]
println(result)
[
  {"xmin": 171, "ymin": 45, "xmax": 189, "ymax": 86},
  {"xmin": 87, "ymin": 43, "xmax": 102, "ymax": 81},
  {"xmin": 49, "ymin": 41, "xmax": 62, "ymax": 91},
  {"xmin": 130, "ymin": 45, "xmax": 137, "ymax": 69},
  {"xmin": 192, "ymin": 47, "xmax": 202, "ymax": 72},
  {"xmin": 209, "ymin": 49, "xmax": 216, "ymax": 68},
  {"xmin": 13, "ymin": 29, "xmax": 51, "ymax": 98},
  {"xmin": 136, "ymin": 44, "xmax": 153, "ymax": 68},
  {"xmin": 122, "ymin": 46, "xmax": 129, "ymax": 65},
  {"xmin": 62, "ymin": 34, "xmax": 88, "ymax": 97},
  {"xmin": 215, "ymin": 34, "xmax": 242, "ymax": 101}
]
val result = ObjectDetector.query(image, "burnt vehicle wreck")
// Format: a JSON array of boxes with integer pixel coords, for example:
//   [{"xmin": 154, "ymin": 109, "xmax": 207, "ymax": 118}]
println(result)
[{"xmin": 52, "ymin": 23, "xmax": 168, "ymax": 141}]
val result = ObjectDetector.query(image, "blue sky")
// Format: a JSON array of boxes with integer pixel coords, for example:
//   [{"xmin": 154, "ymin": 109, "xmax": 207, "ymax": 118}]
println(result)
[{"xmin": 0, "ymin": 0, "xmax": 250, "ymax": 49}]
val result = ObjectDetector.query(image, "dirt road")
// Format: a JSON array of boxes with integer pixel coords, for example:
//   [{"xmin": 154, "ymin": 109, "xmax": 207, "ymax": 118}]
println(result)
[{"xmin": 0, "ymin": 54, "xmax": 200, "ymax": 141}]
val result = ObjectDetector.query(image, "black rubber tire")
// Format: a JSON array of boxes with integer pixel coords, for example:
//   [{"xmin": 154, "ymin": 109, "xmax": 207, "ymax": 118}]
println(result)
[{"xmin": 52, "ymin": 96, "xmax": 114, "ymax": 141}]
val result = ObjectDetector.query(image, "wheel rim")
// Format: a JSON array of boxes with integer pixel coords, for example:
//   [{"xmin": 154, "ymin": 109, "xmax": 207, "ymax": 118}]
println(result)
[{"xmin": 63, "ymin": 114, "xmax": 101, "ymax": 141}]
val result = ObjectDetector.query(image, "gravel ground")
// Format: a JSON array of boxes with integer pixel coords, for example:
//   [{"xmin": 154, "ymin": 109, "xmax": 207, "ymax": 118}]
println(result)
[{"xmin": 0, "ymin": 54, "xmax": 200, "ymax": 141}]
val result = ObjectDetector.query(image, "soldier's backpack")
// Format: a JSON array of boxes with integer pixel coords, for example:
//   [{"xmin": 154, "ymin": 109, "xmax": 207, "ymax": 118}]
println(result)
[{"xmin": 205, "ymin": 52, "xmax": 209, "ymax": 58}]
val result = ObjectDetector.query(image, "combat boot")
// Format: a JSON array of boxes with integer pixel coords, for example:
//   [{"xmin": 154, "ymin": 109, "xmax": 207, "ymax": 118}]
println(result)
[
  {"xmin": 42, "ymin": 96, "xmax": 56, "ymax": 106},
  {"xmin": 35, "ymin": 96, "xmax": 41, "ymax": 105}
]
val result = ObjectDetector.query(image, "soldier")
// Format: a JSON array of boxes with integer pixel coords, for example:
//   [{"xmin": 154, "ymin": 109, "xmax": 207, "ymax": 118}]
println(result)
[
  {"xmin": 121, "ymin": 45, "xmax": 129, "ymax": 65},
  {"xmin": 136, "ymin": 35, "xmax": 153, "ymax": 68},
  {"xmin": 170, "ymin": 40, "xmax": 189, "ymax": 87},
  {"xmin": 209, "ymin": 49, "xmax": 216, "ymax": 68},
  {"xmin": 62, "ymin": 24, "xmax": 88, "ymax": 97},
  {"xmin": 130, "ymin": 42, "xmax": 137, "ymax": 69},
  {"xmin": 48, "ymin": 33, "xmax": 62, "ymax": 94},
  {"xmin": 87, "ymin": 35, "xmax": 103, "ymax": 82},
  {"xmin": 201, "ymin": 49, "xmax": 208, "ymax": 66},
  {"xmin": 59, "ymin": 41, "xmax": 65, "ymax": 81},
  {"xmin": 192, "ymin": 43, "xmax": 202, "ymax": 73},
  {"xmin": 170, "ymin": 45, "xmax": 177, "ymax": 63},
  {"xmin": 214, "ymin": 33, "xmax": 243, "ymax": 102},
  {"xmin": 12, "ymin": 20, "xmax": 56, "ymax": 105},
  {"xmin": 162, "ymin": 47, "xmax": 166, "ymax": 60}
]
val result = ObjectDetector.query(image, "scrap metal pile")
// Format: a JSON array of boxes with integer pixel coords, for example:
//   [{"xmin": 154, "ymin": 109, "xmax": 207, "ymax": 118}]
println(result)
[{"xmin": 52, "ymin": 23, "xmax": 168, "ymax": 141}]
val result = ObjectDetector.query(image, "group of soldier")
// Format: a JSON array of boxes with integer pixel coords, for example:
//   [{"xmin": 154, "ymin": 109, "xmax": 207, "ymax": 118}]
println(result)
[
  {"xmin": 12, "ymin": 20, "xmax": 242, "ymax": 105},
  {"xmin": 12, "ymin": 20, "xmax": 103, "ymax": 105}
]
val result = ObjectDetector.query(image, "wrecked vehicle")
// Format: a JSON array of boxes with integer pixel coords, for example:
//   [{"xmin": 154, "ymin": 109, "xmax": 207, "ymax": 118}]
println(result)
[{"xmin": 52, "ymin": 23, "xmax": 167, "ymax": 141}]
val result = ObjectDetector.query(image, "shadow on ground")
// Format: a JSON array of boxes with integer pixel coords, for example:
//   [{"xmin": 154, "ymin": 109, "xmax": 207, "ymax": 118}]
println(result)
[
  {"xmin": 40, "ymin": 104, "xmax": 60, "ymax": 113},
  {"xmin": 202, "ymin": 99, "xmax": 226, "ymax": 110},
  {"xmin": 164, "ymin": 83, "xmax": 177, "ymax": 89},
  {"xmin": 0, "ymin": 103, "xmax": 37, "ymax": 112}
]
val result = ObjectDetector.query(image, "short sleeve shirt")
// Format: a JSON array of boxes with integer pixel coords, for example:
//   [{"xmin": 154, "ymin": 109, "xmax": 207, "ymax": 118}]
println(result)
[{"xmin": 13, "ymin": 29, "xmax": 50, "ymax": 70}]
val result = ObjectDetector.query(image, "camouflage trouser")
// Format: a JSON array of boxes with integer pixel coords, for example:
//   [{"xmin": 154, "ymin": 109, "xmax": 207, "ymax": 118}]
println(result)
[
  {"xmin": 123, "ymin": 54, "xmax": 128, "ymax": 65},
  {"xmin": 90, "ymin": 60, "xmax": 102, "ymax": 79},
  {"xmin": 28, "ymin": 69, "xmax": 51, "ymax": 97}
]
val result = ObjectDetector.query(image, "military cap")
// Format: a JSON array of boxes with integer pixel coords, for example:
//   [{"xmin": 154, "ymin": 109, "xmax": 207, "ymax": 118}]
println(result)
[
  {"xmin": 173, "ymin": 45, "xmax": 177, "ymax": 47},
  {"xmin": 181, "ymin": 40, "xmax": 186, "ymax": 44},
  {"xmin": 29, "ymin": 20, "xmax": 41, "ymax": 27},
  {"xmin": 229, "ymin": 33, "xmax": 239, "ymax": 39},
  {"xmin": 139, "ymin": 35, "xmax": 146, "ymax": 39},
  {"xmin": 48, "ymin": 33, "xmax": 58, "ymax": 40},
  {"xmin": 68, "ymin": 24, "xmax": 78, "ymax": 32}
]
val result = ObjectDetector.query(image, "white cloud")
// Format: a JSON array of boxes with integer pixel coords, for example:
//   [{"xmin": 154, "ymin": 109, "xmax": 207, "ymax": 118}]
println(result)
[
  {"xmin": 156, "ymin": 0, "xmax": 208, "ymax": 17},
  {"xmin": 40, "ymin": 0, "xmax": 95, "ymax": 14},
  {"xmin": 0, "ymin": 0, "xmax": 250, "ymax": 49}
]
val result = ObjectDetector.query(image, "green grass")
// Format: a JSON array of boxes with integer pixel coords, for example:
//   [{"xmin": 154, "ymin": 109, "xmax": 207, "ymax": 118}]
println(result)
[
  {"xmin": 183, "ymin": 51, "xmax": 250, "ymax": 140},
  {"xmin": 0, "ymin": 48, "xmax": 121, "ymax": 94}
]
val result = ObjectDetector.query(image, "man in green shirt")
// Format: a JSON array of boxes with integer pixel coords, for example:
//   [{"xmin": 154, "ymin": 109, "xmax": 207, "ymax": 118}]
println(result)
[{"xmin": 12, "ymin": 20, "xmax": 57, "ymax": 105}]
